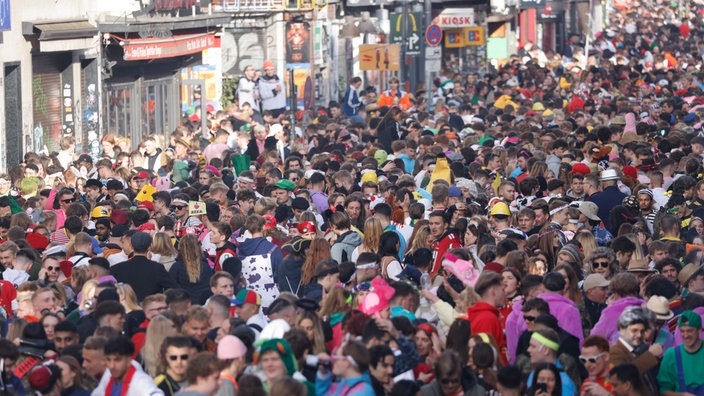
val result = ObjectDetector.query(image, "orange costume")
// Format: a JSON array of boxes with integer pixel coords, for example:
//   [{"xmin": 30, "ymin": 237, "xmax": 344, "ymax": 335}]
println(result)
[{"xmin": 378, "ymin": 89, "xmax": 411, "ymax": 110}]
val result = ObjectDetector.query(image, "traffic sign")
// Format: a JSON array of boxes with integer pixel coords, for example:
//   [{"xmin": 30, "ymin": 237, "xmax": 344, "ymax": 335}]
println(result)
[
  {"xmin": 389, "ymin": 12, "xmax": 422, "ymax": 55},
  {"xmin": 425, "ymin": 46, "xmax": 441, "ymax": 72},
  {"xmin": 359, "ymin": 44, "xmax": 400, "ymax": 71},
  {"xmin": 426, "ymin": 24, "xmax": 442, "ymax": 46}
]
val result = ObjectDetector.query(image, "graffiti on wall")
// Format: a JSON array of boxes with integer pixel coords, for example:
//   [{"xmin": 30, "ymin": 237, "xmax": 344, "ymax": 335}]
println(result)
[{"xmin": 221, "ymin": 30, "xmax": 266, "ymax": 76}]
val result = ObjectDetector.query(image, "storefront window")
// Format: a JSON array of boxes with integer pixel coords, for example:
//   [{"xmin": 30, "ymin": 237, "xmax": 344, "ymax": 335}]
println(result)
[{"xmin": 105, "ymin": 84, "xmax": 134, "ymax": 138}]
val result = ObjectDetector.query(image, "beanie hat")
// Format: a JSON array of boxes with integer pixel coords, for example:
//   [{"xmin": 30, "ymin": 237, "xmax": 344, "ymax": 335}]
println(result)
[
  {"xmin": 217, "ymin": 335, "xmax": 247, "ymax": 360},
  {"xmin": 256, "ymin": 338, "xmax": 297, "ymax": 375},
  {"xmin": 559, "ymin": 244, "xmax": 583, "ymax": 263},
  {"xmin": 28, "ymin": 364, "xmax": 61, "ymax": 393}
]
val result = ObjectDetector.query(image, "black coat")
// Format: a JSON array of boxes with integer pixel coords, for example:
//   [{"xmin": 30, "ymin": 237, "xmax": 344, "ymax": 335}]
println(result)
[
  {"xmin": 110, "ymin": 255, "xmax": 180, "ymax": 302},
  {"xmin": 169, "ymin": 257, "xmax": 214, "ymax": 305}
]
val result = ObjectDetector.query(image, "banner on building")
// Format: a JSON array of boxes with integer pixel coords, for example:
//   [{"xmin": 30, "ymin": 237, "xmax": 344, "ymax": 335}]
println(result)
[{"xmin": 123, "ymin": 33, "xmax": 216, "ymax": 61}]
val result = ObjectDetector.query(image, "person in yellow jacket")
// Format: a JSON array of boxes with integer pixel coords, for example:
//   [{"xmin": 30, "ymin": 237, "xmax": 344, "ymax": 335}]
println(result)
[{"xmin": 377, "ymin": 77, "xmax": 411, "ymax": 110}]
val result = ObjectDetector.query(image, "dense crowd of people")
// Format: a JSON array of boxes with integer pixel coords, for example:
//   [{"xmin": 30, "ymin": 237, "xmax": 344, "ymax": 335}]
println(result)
[{"xmin": 3, "ymin": 0, "xmax": 704, "ymax": 395}]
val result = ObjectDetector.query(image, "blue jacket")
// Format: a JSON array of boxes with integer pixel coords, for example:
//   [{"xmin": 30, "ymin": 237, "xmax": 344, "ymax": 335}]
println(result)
[
  {"xmin": 342, "ymin": 86, "xmax": 361, "ymax": 116},
  {"xmin": 316, "ymin": 371, "xmax": 375, "ymax": 396},
  {"xmin": 588, "ymin": 186, "xmax": 627, "ymax": 229}
]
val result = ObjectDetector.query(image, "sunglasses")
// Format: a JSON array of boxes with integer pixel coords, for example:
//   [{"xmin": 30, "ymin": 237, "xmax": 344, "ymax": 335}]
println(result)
[
  {"xmin": 61, "ymin": 198, "xmax": 75, "ymax": 203},
  {"xmin": 440, "ymin": 378, "xmax": 461, "ymax": 385},
  {"xmin": 579, "ymin": 352, "xmax": 606, "ymax": 364},
  {"xmin": 524, "ymin": 315, "xmax": 537, "ymax": 322},
  {"xmin": 168, "ymin": 354, "xmax": 189, "ymax": 361},
  {"xmin": 592, "ymin": 261, "xmax": 610, "ymax": 269},
  {"xmin": 172, "ymin": 206, "xmax": 186, "ymax": 210},
  {"xmin": 290, "ymin": 178, "xmax": 300, "ymax": 182},
  {"xmin": 46, "ymin": 266, "xmax": 60, "ymax": 272}
]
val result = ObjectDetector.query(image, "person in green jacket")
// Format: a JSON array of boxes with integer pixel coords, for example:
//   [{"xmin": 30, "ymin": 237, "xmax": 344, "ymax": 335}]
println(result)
[{"xmin": 657, "ymin": 310, "xmax": 704, "ymax": 395}]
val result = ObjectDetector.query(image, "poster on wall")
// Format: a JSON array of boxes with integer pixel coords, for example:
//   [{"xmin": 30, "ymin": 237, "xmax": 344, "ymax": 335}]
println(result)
[
  {"xmin": 0, "ymin": 0, "xmax": 10, "ymax": 31},
  {"xmin": 285, "ymin": 63, "xmax": 310, "ymax": 108},
  {"xmin": 286, "ymin": 20, "xmax": 311, "ymax": 64}
]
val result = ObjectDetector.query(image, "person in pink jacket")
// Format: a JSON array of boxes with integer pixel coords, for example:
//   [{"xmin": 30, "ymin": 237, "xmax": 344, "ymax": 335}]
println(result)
[
  {"xmin": 590, "ymin": 272, "xmax": 644, "ymax": 343},
  {"xmin": 538, "ymin": 272, "xmax": 584, "ymax": 346}
]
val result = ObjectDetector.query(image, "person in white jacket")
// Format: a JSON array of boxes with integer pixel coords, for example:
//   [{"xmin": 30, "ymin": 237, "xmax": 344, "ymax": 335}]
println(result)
[
  {"xmin": 259, "ymin": 60, "xmax": 287, "ymax": 117},
  {"xmin": 92, "ymin": 335, "xmax": 164, "ymax": 396}
]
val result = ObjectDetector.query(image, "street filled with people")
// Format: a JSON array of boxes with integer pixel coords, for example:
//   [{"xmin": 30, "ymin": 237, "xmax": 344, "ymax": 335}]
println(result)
[{"xmin": 4, "ymin": 1, "xmax": 704, "ymax": 395}]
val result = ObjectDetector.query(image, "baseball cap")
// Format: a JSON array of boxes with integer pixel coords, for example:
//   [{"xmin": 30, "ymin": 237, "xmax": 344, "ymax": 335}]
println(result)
[
  {"xmin": 582, "ymin": 274, "xmax": 610, "ymax": 291},
  {"xmin": 448, "ymin": 186, "xmax": 462, "ymax": 198},
  {"xmin": 132, "ymin": 171, "xmax": 150, "ymax": 180},
  {"xmin": 76, "ymin": 154, "xmax": 93, "ymax": 164},
  {"xmin": 678, "ymin": 310, "xmax": 702, "ymax": 329},
  {"xmin": 232, "ymin": 289, "xmax": 261, "ymax": 306}
]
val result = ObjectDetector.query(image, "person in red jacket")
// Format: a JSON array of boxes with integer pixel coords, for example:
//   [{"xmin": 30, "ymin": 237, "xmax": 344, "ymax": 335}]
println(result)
[
  {"xmin": 467, "ymin": 271, "xmax": 507, "ymax": 359},
  {"xmin": 429, "ymin": 210, "xmax": 461, "ymax": 276}
]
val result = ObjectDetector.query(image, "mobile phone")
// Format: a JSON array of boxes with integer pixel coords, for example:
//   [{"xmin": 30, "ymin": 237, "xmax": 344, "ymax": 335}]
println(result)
[{"xmin": 535, "ymin": 383, "xmax": 548, "ymax": 393}]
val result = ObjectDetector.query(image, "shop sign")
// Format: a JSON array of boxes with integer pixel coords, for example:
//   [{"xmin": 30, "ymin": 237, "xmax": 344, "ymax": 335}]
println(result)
[
  {"xmin": 464, "ymin": 27, "xmax": 485, "ymax": 46},
  {"xmin": 537, "ymin": 2, "xmax": 565, "ymax": 21},
  {"xmin": 436, "ymin": 9, "xmax": 475, "ymax": 28},
  {"xmin": 123, "ymin": 32, "xmax": 216, "ymax": 61}
]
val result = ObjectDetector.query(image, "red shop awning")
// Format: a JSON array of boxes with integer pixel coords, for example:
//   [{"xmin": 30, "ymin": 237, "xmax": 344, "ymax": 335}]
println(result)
[{"xmin": 122, "ymin": 32, "xmax": 216, "ymax": 61}]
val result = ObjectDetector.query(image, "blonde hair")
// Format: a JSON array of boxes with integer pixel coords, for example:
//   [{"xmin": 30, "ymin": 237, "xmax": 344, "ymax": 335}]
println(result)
[
  {"xmin": 142, "ymin": 315, "xmax": 177, "ymax": 377},
  {"xmin": 360, "ymin": 217, "xmax": 383, "ymax": 254},
  {"xmin": 151, "ymin": 232, "xmax": 177, "ymax": 256},
  {"xmin": 118, "ymin": 283, "xmax": 141, "ymax": 313},
  {"xmin": 79, "ymin": 279, "xmax": 98, "ymax": 312},
  {"xmin": 254, "ymin": 197, "xmax": 276, "ymax": 216},
  {"xmin": 178, "ymin": 235, "xmax": 203, "ymax": 283},
  {"xmin": 574, "ymin": 231, "xmax": 597, "ymax": 262}
]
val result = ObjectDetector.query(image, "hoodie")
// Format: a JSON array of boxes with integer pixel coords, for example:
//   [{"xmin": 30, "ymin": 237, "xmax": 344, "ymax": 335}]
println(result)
[
  {"xmin": 237, "ymin": 237, "xmax": 283, "ymax": 309},
  {"xmin": 330, "ymin": 231, "xmax": 362, "ymax": 264},
  {"xmin": 538, "ymin": 292, "xmax": 584, "ymax": 345},
  {"xmin": 467, "ymin": 301, "xmax": 506, "ymax": 349},
  {"xmin": 316, "ymin": 371, "xmax": 375, "ymax": 396},
  {"xmin": 591, "ymin": 296, "xmax": 645, "ymax": 343}
]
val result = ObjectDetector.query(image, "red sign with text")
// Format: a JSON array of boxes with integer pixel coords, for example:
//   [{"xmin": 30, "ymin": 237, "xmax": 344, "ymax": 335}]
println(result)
[{"xmin": 123, "ymin": 33, "xmax": 216, "ymax": 61}]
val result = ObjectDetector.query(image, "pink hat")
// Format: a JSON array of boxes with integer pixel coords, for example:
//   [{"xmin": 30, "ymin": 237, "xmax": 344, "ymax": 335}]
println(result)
[
  {"xmin": 218, "ymin": 335, "xmax": 247, "ymax": 360},
  {"xmin": 153, "ymin": 175, "xmax": 172, "ymax": 191},
  {"xmin": 359, "ymin": 278, "xmax": 396, "ymax": 317},
  {"xmin": 442, "ymin": 253, "xmax": 480, "ymax": 287}
]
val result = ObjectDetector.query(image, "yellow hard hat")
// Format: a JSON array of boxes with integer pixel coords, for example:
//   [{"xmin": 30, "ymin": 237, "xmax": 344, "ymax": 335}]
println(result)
[
  {"xmin": 490, "ymin": 202, "xmax": 511, "ymax": 217},
  {"xmin": 91, "ymin": 206, "xmax": 109, "ymax": 219}
]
